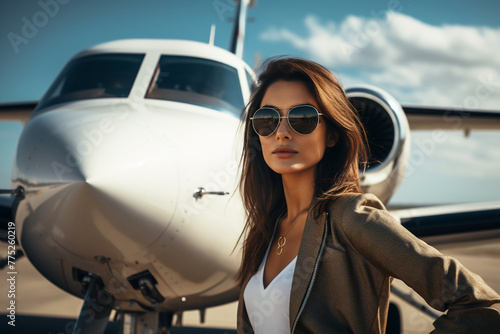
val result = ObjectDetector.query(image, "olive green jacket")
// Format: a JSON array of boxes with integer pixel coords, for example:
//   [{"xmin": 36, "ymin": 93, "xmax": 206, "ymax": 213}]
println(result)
[{"xmin": 237, "ymin": 193, "xmax": 500, "ymax": 333}]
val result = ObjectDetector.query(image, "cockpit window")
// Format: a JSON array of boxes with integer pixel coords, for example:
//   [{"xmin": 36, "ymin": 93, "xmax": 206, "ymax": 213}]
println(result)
[
  {"xmin": 37, "ymin": 53, "xmax": 144, "ymax": 110},
  {"xmin": 145, "ymin": 56, "xmax": 244, "ymax": 115}
]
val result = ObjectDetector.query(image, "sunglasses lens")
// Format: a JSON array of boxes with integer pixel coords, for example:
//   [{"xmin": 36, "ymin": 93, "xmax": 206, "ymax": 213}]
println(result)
[
  {"xmin": 252, "ymin": 108, "xmax": 280, "ymax": 136},
  {"xmin": 288, "ymin": 106, "xmax": 320, "ymax": 134}
]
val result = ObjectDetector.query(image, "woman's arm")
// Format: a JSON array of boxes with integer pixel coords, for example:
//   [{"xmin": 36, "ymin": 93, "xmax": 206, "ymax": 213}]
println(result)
[{"xmin": 334, "ymin": 193, "xmax": 500, "ymax": 333}]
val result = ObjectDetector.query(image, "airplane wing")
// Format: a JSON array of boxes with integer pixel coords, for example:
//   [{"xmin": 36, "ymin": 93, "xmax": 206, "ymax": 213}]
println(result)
[
  {"xmin": 0, "ymin": 189, "xmax": 23, "ymax": 244},
  {"xmin": 0, "ymin": 194, "xmax": 16, "ymax": 243},
  {"xmin": 0, "ymin": 101, "xmax": 38, "ymax": 123},
  {"xmin": 390, "ymin": 201, "xmax": 500, "ymax": 237},
  {"xmin": 0, "ymin": 191, "xmax": 24, "ymax": 270},
  {"xmin": 0, "ymin": 101, "xmax": 33, "ymax": 243},
  {"xmin": 0, "ymin": 101, "xmax": 36, "ymax": 234},
  {"xmin": 402, "ymin": 105, "xmax": 500, "ymax": 131}
]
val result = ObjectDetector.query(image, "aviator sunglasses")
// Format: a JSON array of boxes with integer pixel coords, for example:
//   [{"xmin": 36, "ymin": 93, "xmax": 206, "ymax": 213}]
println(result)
[{"xmin": 251, "ymin": 104, "xmax": 324, "ymax": 137}]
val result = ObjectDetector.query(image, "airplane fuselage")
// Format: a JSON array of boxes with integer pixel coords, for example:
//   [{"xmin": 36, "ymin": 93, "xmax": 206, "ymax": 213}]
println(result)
[{"xmin": 12, "ymin": 39, "xmax": 253, "ymax": 312}]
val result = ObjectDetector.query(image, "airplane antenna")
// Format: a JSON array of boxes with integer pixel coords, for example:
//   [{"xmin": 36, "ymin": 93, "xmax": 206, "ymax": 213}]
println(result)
[
  {"xmin": 208, "ymin": 24, "xmax": 215, "ymax": 45},
  {"xmin": 209, "ymin": 24, "xmax": 216, "ymax": 45},
  {"xmin": 253, "ymin": 51, "xmax": 261, "ymax": 71},
  {"xmin": 229, "ymin": 0, "xmax": 252, "ymax": 58}
]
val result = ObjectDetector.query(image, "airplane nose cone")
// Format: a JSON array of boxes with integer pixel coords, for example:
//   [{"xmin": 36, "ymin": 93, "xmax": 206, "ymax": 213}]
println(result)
[{"xmin": 15, "ymin": 106, "xmax": 179, "ymax": 260}]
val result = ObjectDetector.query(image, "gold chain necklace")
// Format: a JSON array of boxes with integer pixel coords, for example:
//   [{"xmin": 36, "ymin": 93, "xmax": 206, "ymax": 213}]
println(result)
[{"xmin": 276, "ymin": 208, "xmax": 308, "ymax": 255}]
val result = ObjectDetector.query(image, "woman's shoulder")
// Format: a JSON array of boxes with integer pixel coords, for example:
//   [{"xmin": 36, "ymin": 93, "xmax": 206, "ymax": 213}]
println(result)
[
  {"xmin": 328, "ymin": 192, "xmax": 386, "ymax": 213},
  {"xmin": 325, "ymin": 192, "xmax": 392, "ymax": 230}
]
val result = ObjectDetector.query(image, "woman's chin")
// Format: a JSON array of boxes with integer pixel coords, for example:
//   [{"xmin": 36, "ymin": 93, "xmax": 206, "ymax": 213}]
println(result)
[{"xmin": 270, "ymin": 163, "xmax": 314, "ymax": 176}]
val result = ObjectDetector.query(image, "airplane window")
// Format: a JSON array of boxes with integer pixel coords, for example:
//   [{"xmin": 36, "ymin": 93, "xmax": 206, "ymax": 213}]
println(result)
[
  {"xmin": 37, "ymin": 53, "xmax": 144, "ymax": 110},
  {"xmin": 146, "ymin": 56, "xmax": 244, "ymax": 115}
]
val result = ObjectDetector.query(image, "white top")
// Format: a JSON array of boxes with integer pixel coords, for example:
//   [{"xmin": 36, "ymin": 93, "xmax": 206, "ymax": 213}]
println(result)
[{"xmin": 243, "ymin": 241, "xmax": 297, "ymax": 333}]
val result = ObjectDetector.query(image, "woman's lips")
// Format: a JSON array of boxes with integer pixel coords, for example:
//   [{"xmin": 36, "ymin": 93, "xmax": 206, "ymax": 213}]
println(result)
[{"xmin": 272, "ymin": 147, "xmax": 298, "ymax": 158}]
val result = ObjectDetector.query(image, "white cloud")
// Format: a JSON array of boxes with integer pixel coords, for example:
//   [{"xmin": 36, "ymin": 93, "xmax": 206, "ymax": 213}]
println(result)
[
  {"xmin": 259, "ymin": 12, "xmax": 500, "ymax": 109},
  {"xmin": 409, "ymin": 131, "xmax": 500, "ymax": 179},
  {"xmin": 392, "ymin": 131, "xmax": 500, "ymax": 204}
]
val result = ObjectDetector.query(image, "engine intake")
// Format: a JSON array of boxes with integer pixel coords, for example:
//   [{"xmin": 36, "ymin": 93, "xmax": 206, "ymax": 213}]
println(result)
[{"xmin": 346, "ymin": 86, "xmax": 410, "ymax": 203}]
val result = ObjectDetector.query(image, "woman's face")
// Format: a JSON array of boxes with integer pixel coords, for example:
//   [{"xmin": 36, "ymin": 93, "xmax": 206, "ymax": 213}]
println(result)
[{"xmin": 257, "ymin": 80, "xmax": 335, "ymax": 176}]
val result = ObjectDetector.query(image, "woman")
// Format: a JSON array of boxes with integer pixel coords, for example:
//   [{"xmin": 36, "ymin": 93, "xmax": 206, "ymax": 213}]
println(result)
[{"xmin": 236, "ymin": 57, "xmax": 500, "ymax": 333}]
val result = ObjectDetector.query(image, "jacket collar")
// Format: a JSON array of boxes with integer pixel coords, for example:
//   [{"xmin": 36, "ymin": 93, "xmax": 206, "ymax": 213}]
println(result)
[{"xmin": 289, "ymin": 208, "xmax": 328, "ymax": 329}]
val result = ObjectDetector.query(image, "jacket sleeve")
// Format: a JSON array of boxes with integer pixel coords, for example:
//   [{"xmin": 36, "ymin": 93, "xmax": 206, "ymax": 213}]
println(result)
[{"xmin": 335, "ymin": 193, "xmax": 500, "ymax": 334}]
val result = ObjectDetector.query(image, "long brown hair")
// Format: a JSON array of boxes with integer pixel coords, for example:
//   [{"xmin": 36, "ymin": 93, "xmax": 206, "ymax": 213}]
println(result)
[{"xmin": 237, "ymin": 57, "xmax": 368, "ymax": 284}]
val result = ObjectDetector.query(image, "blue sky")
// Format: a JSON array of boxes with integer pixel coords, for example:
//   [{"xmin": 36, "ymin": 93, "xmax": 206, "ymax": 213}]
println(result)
[{"xmin": 1, "ymin": 0, "xmax": 500, "ymax": 205}]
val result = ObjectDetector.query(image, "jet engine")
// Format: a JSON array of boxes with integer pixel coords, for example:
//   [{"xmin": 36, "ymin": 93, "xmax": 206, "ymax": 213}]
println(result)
[{"xmin": 346, "ymin": 86, "xmax": 411, "ymax": 203}]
